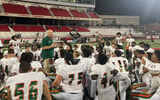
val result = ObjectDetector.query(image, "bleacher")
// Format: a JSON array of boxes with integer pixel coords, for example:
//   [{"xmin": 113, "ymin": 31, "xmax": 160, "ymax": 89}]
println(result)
[
  {"xmin": 12, "ymin": 25, "xmax": 45, "ymax": 32},
  {"xmin": 50, "ymin": 8, "xmax": 71, "ymax": 17},
  {"xmin": 70, "ymin": 26, "xmax": 90, "ymax": 32},
  {"xmin": 89, "ymin": 27, "xmax": 142, "ymax": 36},
  {"xmin": 45, "ymin": 26, "xmax": 72, "ymax": 32},
  {"xmin": 88, "ymin": 12, "xmax": 99, "ymax": 18},
  {"xmin": 2, "ymin": 3, "xmax": 28, "ymax": 14},
  {"xmin": 0, "ymin": 25, "xmax": 10, "ymax": 32},
  {"xmin": 70, "ymin": 10, "xmax": 89, "ymax": 18},
  {"xmin": 1, "ymin": 3, "xmax": 100, "ymax": 20},
  {"xmin": 28, "ymin": 6, "xmax": 51, "ymax": 16}
]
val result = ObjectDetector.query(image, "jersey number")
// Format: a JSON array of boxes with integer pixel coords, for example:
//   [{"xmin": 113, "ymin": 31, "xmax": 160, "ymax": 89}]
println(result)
[
  {"xmin": 14, "ymin": 81, "xmax": 38, "ymax": 100},
  {"xmin": 118, "ymin": 60, "xmax": 129, "ymax": 72},
  {"xmin": 68, "ymin": 72, "xmax": 83, "ymax": 85},
  {"xmin": 101, "ymin": 72, "xmax": 113, "ymax": 88}
]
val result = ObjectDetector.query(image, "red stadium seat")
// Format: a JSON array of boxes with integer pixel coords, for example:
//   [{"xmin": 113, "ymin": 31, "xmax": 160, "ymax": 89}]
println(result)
[
  {"xmin": 70, "ymin": 10, "xmax": 89, "ymax": 18},
  {"xmin": 46, "ymin": 26, "xmax": 72, "ymax": 32},
  {"xmin": 13, "ymin": 25, "xmax": 45, "ymax": 32},
  {"xmin": 88, "ymin": 12, "xmax": 99, "ymax": 18},
  {"xmin": 2, "ymin": 3, "xmax": 28, "ymax": 14},
  {"xmin": 70, "ymin": 26, "xmax": 90, "ymax": 32},
  {"xmin": 50, "ymin": 8, "xmax": 71, "ymax": 17},
  {"xmin": 28, "ymin": 6, "xmax": 51, "ymax": 16},
  {"xmin": 0, "ymin": 25, "xmax": 10, "ymax": 32},
  {"xmin": 45, "ymin": 26, "xmax": 57, "ymax": 32}
]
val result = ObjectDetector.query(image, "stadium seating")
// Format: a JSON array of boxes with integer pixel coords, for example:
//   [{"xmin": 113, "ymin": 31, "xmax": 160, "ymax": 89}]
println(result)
[
  {"xmin": 2, "ymin": 3, "xmax": 28, "ymax": 14},
  {"xmin": 70, "ymin": 26, "xmax": 90, "ymax": 32},
  {"xmin": 50, "ymin": 8, "xmax": 71, "ymax": 17},
  {"xmin": 12, "ymin": 25, "xmax": 45, "ymax": 32},
  {"xmin": 70, "ymin": 10, "xmax": 89, "ymax": 18},
  {"xmin": 88, "ymin": 12, "xmax": 99, "ymax": 18},
  {"xmin": 89, "ymin": 27, "xmax": 142, "ymax": 36},
  {"xmin": 0, "ymin": 25, "xmax": 10, "ymax": 32},
  {"xmin": 45, "ymin": 26, "xmax": 72, "ymax": 32},
  {"xmin": 28, "ymin": 6, "xmax": 51, "ymax": 16}
]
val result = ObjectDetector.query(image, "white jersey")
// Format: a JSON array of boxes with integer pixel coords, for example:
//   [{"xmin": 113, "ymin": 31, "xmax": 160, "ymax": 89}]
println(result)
[
  {"xmin": 129, "ymin": 45, "xmax": 142, "ymax": 58},
  {"xmin": 54, "ymin": 47, "xmax": 60, "ymax": 57},
  {"xmin": 109, "ymin": 57, "xmax": 129, "ymax": 74},
  {"xmin": 31, "ymin": 50, "xmax": 41, "ymax": 61},
  {"xmin": 80, "ymin": 57, "xmax": 96, "ymax": 73},
  {"xmin": 9, "ymin": 40, "xmax": 20, "ymax": 49},
  {"xmin": 90, "ymin": 63, "xmax": 116, "ymax": 93},
  {"xmin": 56, "ymin": 62, "xmax": 86, "ymax": 93},
  {"xmin": 6, "ymin": 72, "xmax": 46, "ymax": 100},
  {"xmin": 146, "ymin": 48, "xmax": 155, "ymax": 53},
  {"xmin": 103, "ymin": 45, "xmax": 112, "ymax": 56},
  {"xmin": 2, "ymin": 57, "xmax": 19, "ymax": 76},
  {"xmin": 54, "ymin": 58, "xmax": 65, "ymax": 68},
  {"xmin": 11, "ymin": 61, "xmax": 42, "ymax": 74},
  {"xmin": 116, "ymin": 36, "xmax": 123, "ymax": 45},
  {"xmin": 35, "ymin": 49, "xmax": 41, "ymax": 61},
  {"xmin": 126, "ymin": 38, "xmax": 135, "ymax": 47}
]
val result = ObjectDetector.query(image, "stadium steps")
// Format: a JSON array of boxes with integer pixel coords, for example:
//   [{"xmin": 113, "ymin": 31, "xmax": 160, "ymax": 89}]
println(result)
[
  {"xmin": 26, "ymin": 7, "xmax": 32, "ymax": 15},
  {"xmin": 68, "ymin": 10, "xmax": 74, "ymax": 17},
  {"xmin": 85, "ymin": 13, "xmax": 91, "ymax": 18},
  {"xmin": 8, "ymin": 26, "xmax": 16, "ymax": 37},
  {"xmin": 48, "ymin": 9, "xmax": 54, "ymax": 16},
  {"xmin": 0, "ymin": 5, "xmax": 4, "ymax": 12}
]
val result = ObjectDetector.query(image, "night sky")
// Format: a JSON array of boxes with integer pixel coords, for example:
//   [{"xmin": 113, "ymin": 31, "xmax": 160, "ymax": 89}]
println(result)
[{"xmin": 95, "ymin": 0, "xmax": 160, "ymax": 25}]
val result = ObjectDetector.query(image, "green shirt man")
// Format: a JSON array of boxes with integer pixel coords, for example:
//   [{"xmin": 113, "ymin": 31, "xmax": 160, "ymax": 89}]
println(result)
[
  {"xmin": 41, "ymin": 36, "xmax": 54, "ymax": 59},
  {"xmin": 41, "ymin": 29, "xmax": 56, "ymax": 72}
]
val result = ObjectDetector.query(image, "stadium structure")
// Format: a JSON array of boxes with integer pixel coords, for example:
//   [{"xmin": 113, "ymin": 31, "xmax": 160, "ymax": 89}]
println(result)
[{"xmin": 0, "ymin": 0, "xmax": 142, "ymax": 44}]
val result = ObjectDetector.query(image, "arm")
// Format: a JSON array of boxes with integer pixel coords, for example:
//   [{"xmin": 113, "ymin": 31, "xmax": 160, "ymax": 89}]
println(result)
[
  {"xmin": 43, "ymin": 80, "xmax": 52, "ymax": 100},
  {"xmin": 52, "ymin": 74, "xmax": 63, "ymax": 88},
  {"xmin": 147, "ymin": 77, "xmax": 160, "ymax": 94},
  {"xmin": 38, "ymin": 68, "xmax": 48, "ymax": 76},
  {"xmin": 7, "ymin": 87, "xmax": 12, "ymax": 100},
  {"xmin": 42, "ymin": 43, "xmax": 57, "ymax": 50}
]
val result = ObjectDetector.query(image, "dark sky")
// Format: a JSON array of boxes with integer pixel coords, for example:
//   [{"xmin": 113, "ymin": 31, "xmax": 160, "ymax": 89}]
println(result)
[{"xmin": 95, "ymin": 0, "xmax": 160, "ymax": 25}]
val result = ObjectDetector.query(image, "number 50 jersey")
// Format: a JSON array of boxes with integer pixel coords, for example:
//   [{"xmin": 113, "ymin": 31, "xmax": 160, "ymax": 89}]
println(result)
[{"xmin": 6, "ymin": 72, "xmax": 46, "ymax": 100}]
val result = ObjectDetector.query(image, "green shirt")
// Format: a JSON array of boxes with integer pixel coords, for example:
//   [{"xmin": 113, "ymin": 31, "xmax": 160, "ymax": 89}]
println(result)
[{"xmin": 41, "ymin": 36, "xmax": 54, "ymax": 59}]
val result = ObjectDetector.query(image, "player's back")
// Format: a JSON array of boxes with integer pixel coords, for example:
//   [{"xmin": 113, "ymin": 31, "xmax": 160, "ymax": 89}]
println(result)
[
  {"xmin": 80, "ymin": 57, "xmax": 95, "ymax": 73},
  {"xmin": 6, "ymin": 72, "xmax": 46, "ymax": 100},
  {"xmin": 3, "ymin": 57, "xmax": 18, "ymax": 76},
  {"xmin": 109, "ymin": 57, "xmax": 129, "ymax": 74},
  {"xmin": 9, "ymin": 40, "xmax": 20, "ymax": 48},
  {"xmin": 57, "ymin": 62, "xmax": 86, "ymax": 93},
  {"xmin": 116, "ymin": 36, "xmax": 123, "ymax": 45},
  {"xmin": 90, "ymin": 63, "xmax": 115, "ymax": 93},
  {"xmin": 31, "ymin": 61, "xmax": 42, "ymax": 72}
]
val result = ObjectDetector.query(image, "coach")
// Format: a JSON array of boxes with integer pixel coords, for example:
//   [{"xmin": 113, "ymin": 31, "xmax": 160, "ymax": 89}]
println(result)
[{"xmin": 41, "ymin": 29, "xmax": 56, "ymax": 72}]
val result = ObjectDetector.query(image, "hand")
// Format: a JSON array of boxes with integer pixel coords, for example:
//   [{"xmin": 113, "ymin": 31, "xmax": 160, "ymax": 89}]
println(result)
[
  {"xmin": 51, "ymin": 43, "xmax": 57, "ymax": 48},
  {"xmin": 143, "ymin": 67, "xmax": 148, "ymax": 73},
  {"xmin": 142, "ymin": 89, "xmax": 148, "ymax": 94},
  {"xmin": 130, "ymin": 85, "xmax": 136, "ymax": 90}
]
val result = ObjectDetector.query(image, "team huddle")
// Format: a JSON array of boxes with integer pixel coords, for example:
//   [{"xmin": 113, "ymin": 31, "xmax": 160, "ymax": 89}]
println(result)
[{"xmin": 0, "ymin": 31, "xmax": 160, "ymax": 100}]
